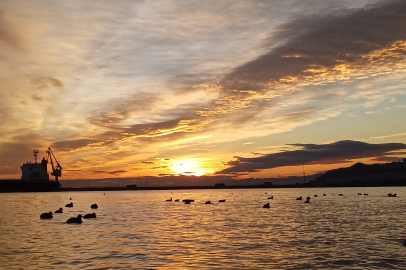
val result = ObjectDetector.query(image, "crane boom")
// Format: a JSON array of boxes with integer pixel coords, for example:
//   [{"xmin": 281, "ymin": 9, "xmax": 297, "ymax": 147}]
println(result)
[{"xmin": 46, "ymin": 147, "xmax": 62, "ymax": 181}]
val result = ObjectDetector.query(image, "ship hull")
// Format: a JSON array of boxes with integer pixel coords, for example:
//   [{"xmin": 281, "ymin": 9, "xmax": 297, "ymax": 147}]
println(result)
[{"xmin": 0, "ymin": 180, "xmax": 61, "ymax": 193}]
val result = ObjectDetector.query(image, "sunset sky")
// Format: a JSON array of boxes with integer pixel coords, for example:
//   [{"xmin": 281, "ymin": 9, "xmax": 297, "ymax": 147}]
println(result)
[{"xmin": 1, "ymin": 0, "xmax": 406, "ymax": 184}]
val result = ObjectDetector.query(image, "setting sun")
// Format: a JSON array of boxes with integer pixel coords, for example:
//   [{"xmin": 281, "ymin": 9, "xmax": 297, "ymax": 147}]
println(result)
[{"xmin": 169, "ymin": 158, "xmax": 214, "ymax": 176}]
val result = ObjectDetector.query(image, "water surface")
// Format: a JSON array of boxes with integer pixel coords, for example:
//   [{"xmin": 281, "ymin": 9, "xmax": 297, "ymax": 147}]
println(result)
[{"xmin": 1, "ymin": 187, "xmax": 406, "ymax": 269}]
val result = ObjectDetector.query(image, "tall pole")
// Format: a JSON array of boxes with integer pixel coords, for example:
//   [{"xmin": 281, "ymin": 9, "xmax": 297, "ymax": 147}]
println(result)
[{"xmin": 303, "ymin": 162, "xmax": 306, "ymax": 184}]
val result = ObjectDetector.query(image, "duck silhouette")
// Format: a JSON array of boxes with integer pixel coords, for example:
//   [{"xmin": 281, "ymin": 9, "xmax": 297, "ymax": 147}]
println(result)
[
  {"xmin": 267, "ymin": 196, "xmax": 273, "ymax": 199},
  {"xmin": 323, "ymin": 194, "xmax": 326, "ymax": 196},
  {"xmin": 304, "ymin": 196, "xmax": 311, "ymax": 203},
  {"xmin": 66, "ymin": 214, "xmax": 82, "ymax": 224},
  {"xmin": 84, "ymin": 213, "xmax": 96, "ymax": 219},
  {"xmin": 65, "ymin": 202, "xmax": 73, "ymax": 207},
  {"xmin": 91, "ymin": 204, "xmax": 98, "ymax": 209},
  {"xmin": 166, "ymin": 197, "xmax": 172, "ymax": 201},
  {"xmin": 296, "ymin": 196, "xmax": 302, "ymax": 200},
  {"xmin": 219, "ymin": 199, "xmax": 226, "ymax": 202},
  {"xmin": 263, "ymin": 203, "xmax": 270, "ymax": 208},
  {"xmin": 40, "ymin": 212, "xmax": 53, "ymax": 219},
  {"xmin": 174, "ymin": 199, "xmax": 179, "ymax": 202},
  {"xmin": 55, "ymin": 208, "xmax": 63, "ymax": 213},
  {"xmin": 205, "ymin": 201, "xmax": 211, "ymax": 204}
]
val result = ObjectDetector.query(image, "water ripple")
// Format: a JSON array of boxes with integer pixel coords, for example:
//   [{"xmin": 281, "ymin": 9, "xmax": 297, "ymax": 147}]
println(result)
[{"xmin": 2, "ymin": 187, "xmax": 406, "ymax": 269}]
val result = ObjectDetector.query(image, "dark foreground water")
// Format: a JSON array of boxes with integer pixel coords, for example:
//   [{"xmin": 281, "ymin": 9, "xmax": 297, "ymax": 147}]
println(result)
[{"xmin": 1, "ymin": 187, "xmax": 406, "ymax": 269}]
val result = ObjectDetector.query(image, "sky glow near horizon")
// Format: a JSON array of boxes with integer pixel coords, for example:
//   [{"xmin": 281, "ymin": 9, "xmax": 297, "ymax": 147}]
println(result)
[{"xmin": 1, "ymin": 0, "xmax": 406, "ymax": 183}]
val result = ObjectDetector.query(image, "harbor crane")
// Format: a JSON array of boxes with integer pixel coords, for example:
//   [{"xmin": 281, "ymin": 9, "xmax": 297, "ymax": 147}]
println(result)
[{"xmin": 46, "ymin": 147, "xmax": 62, "ymax": 182}]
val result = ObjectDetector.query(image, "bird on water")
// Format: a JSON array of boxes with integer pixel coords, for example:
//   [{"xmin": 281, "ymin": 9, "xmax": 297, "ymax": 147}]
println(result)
[
  {"xmin": 263, "ymin": 203, "xmax": 270, "ymax": 208},
  {"xmin": 91, "ymin": 204, "xmax": 98, "ymax": 209},
  {"xmin": 66, "ymin": 215, "xmax": 83, "ymax": 224},
  {"xmin": 84, "ymin": 213, "xmax": 96, "ymax": 219},
  {"xmin": 55, "ymin": 208, "xmax": 63, "ymax": 213},
  {"xmin": 65, "ymin": 202, "xmax": 73, "ymax": 207},
  {"xmin": 40, "ymin": 212, "xmax": 53, "ymax": 219}
]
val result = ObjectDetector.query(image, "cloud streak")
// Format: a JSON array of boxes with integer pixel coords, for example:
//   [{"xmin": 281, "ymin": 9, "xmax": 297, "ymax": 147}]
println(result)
[{"xmin": 223, "ymin": 0, "xmax": 406, "ymax": 89}]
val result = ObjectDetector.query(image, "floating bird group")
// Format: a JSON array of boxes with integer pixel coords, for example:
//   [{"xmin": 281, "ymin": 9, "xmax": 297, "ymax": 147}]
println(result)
[
  {"xmin": 166, "ymin": 198, "xmax": 228, "ymax": 205},
  {"xmin": 165, "ymin": 191, "xmax": 399, "ymax": 210},
  {"xmin": 261, "ymin": 191, "xmax": 399, "ymax": 209},
  {"xmin": 40, "ymin": 197, "xmax": 99, "ymax": 224}
]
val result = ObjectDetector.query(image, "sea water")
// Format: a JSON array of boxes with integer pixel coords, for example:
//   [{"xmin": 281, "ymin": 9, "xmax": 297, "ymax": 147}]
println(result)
[{"xmin": 1, "ymin": 187, "xmax": 406, "ymax": 269}]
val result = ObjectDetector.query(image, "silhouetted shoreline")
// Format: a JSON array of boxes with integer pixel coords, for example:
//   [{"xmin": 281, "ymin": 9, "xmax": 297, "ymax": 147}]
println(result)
[{"xmin": 53, "ymin": 182, "xmax": 406, "ymax": 192}]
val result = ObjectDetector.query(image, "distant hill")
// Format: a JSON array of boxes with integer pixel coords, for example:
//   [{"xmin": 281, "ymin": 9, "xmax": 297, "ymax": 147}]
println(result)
[{"xmin": 310, "ymin": 159, "xmax": 406, "ymax": 187}]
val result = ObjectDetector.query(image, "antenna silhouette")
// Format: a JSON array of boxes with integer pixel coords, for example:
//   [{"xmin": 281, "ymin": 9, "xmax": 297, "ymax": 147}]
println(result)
[
  {"xmin": 303, "ymin": 162, "xmax": 306, "ymax": 184},
  {"xmin": 33, "ymin": 150, "xmax": 39, "ymax": 163}
]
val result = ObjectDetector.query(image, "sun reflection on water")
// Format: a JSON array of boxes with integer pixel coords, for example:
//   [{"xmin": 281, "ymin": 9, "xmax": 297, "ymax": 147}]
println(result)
[{"xmin": 1, "ymin": 188, "xmax": 406, "ymax": 269}]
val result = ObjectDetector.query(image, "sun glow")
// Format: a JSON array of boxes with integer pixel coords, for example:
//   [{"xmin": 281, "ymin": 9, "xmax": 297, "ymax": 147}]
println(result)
[{"xmin": 170, "ymin": 158, "xmax": 214, "ymax": 176}]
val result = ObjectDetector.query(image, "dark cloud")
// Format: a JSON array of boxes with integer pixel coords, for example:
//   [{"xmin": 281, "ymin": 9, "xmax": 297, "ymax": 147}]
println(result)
[
  {"xmin": 139, "ymin": 161, "xmax": 155, "ymax": 164},
  {"xmin": 218, "ymin": 140, "xmax": 406, "ymax": 173},
  {"xmin": 222, "ymin": 0, "xmax": 406, "ymax": 90},
  {"xmin": 92, "ymin": 170, "xmax": 127, "ymax": 175},
  {"xmin": 52, "ymin": 139, "xmax": 102, "ymax": 151}
]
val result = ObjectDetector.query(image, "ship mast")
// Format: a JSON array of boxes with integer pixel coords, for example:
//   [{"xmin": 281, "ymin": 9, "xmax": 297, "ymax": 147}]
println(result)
[{"xmin": 33, "ymin": 150, "xmax": 39, "ymax": 163}]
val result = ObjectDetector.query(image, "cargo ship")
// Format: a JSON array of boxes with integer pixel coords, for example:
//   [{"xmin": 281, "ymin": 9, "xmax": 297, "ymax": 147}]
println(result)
[{"xmin": 0, "ymin": 148, "xmax": 62, "ymax": 192}]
